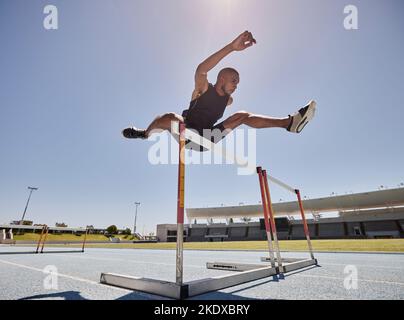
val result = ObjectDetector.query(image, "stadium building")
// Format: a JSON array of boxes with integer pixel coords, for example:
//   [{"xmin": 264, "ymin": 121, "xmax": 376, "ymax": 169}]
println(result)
[{"xmin": 157, "ymin": 187, "xmax": 404, "ymax": 242}]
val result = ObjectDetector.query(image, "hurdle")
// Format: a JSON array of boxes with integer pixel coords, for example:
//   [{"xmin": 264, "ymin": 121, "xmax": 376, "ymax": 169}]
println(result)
[
  {"xmin": 259, "ymin": 169, "xmax": 315, "ymax": 264},
  {"xmin": 259, "ymin": 167, "xmax": 284, "ymax": 272},
  {"xmin": 206, "ymin": 167, "xmax": 317, "ymax": 274},
  {"xmin": 35, "ymin": 225, "xmax": 89, "ymax": 254},
  {"xmin": 35, "ymin": 225, "xmax": 48, "ymax": 253},
  {"xmin": 100, "ymin": 123, "xmax": 316, "ymax": 299}
]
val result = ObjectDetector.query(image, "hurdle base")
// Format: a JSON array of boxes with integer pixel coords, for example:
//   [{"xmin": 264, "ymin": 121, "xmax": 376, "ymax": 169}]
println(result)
[
  {"xmin": 260, "ymin": 257, "xmax": 306, "ymax": 263},
  {"xmin": 100, "ymin": 273, "xmax": 187, "ymax": 299},
  {"xmin": 206, "ymin": 262, "xmax": 267, "ymax": 272},
  {"xmin": 282, "ymin": 258, "xmax": 318, "ymax": 273},
  {"xmin": 100, "ymin": 265, "xmax": 277, "ymax": 299},
  {"xmin": 207, "ymin": 258, "xmax": 318, "ymax": 274}
]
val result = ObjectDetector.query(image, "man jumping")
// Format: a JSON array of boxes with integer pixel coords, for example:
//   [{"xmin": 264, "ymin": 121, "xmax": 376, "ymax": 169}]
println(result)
[{"xmin": 122, "ymin": 31, "xmax": 316, "ymax": 148}]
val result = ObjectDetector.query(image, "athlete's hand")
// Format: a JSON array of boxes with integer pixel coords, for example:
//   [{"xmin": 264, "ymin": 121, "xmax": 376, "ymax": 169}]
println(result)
[{"xmin": 231, "ymin": 31, "xmax": 256, "ymax": 51}]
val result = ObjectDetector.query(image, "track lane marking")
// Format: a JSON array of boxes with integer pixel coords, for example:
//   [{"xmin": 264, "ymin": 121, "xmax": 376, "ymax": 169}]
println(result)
[
  {"xmin": 0, "ymin": 258, "xmax": 131, "ymax": 293},
  {"xmin": 291, "ymin": 273, "xmax": 404, "ymax": 286}
]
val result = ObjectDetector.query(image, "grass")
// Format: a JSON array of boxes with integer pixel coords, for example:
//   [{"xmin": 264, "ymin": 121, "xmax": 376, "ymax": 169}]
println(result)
[
  {"xmin": 102, "ymin": 239, "xmax": 404, "ymax": 252},
  {"xmin": 13, "ymin": 237, "xmax": 404, "ymax": 252},
  {"xmin": 12, "ymin": 233, "xmax": 136, "ymax": 242}
]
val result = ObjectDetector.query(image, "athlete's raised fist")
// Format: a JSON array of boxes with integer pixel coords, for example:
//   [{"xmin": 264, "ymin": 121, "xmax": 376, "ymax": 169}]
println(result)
[{"xmin": 231, "ymin": 31, "xmax": 257, "ymax": 51}]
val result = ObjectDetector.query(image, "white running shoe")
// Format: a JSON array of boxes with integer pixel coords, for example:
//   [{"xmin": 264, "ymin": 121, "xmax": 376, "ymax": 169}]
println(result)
[{"xmin": 287, "ymin": 100, "xmax": 317, "ymax": 133}]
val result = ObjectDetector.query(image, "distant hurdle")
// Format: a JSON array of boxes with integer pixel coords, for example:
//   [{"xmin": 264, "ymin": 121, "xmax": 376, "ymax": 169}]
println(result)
[
  {"xmin": 100, "ymin": 122, "xmax": 318, "ymax": 299},
  {"xmin": 0, "ymin": 228, "xmax": 16, "ymax": 245},
  {"xmin": 35, "ymin": 225, "xmax": 88, "ymax": 254},
  {"xmin": 207, "ymin": 167, "xmax": 317, "ymax": 274}
]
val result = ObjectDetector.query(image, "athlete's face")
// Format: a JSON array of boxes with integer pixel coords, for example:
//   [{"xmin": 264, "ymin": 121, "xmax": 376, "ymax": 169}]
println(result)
[{"xmin": 222, "ymin": 73, "xmax": 240, "ymax": 95}]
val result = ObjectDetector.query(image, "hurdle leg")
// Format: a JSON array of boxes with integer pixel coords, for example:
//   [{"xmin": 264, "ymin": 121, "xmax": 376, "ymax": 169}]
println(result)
[
  {"xmin": 262, "ymin": 170, "xmax": 284, "ymax": 274},
  {"xmin": 256, "ymin": 167, "xmax": 276, "ymax": 268},
  {"xmin": 81, "ymin": 228, "xmax": 89, "ymax": 252},
  {"xmin": 295, "ymin": 189, "xmax": 315, "ymax": 260},
  {"xmin": 176, "ymin": 122, "xmax": 186, "ymax": 286},
  {"xmin": 40, "ymin": 226, "xmax": 49, "ymax": 253},
  {"xmin": 35, "ymin": 226, "xmax": 46, "ymax": 254}
]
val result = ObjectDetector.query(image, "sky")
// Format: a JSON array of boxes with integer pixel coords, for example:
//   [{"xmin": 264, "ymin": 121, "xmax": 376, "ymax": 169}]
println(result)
[{"xmin": 0, "ymin": 0, "xmax": 403, "ymax": 234}]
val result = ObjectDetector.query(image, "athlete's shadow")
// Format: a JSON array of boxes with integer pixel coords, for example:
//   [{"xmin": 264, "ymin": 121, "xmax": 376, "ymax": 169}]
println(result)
[
  {"xmin": 19, "ymin": 291, "xmax": 87, "ymax": 300},
  {"xmin": 189, "ymin": 264, "xmax": 321, "ymax": 300},
  {"xmin": 19, "ymin": 290, "xmax": 161, "ymax": 301}
]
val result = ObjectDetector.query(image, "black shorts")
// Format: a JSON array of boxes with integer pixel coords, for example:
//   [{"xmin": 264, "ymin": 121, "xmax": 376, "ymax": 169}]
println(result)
[{"xmin": 183, "ymin": 119, "xmax": 228, "ymax": 152}]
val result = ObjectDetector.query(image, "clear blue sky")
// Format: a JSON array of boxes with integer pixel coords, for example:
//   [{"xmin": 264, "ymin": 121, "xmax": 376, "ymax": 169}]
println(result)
[{"xmin": 1, "ymin": 0, "xmax": 403, "ymax": 234}]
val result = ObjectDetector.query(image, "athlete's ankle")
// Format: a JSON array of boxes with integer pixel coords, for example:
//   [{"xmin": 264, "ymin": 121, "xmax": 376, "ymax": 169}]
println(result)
[{"xmin": 286, "ymin": 116, "xmax": 292, "ymax": 129}]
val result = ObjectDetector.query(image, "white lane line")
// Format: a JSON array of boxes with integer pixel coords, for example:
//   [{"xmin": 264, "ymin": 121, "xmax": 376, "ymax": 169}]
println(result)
[
  {"xmin": 319, "ymin": 262, "xmax": 404, "ymax": 270},
  {"xmin": 0, "ymin": 259, "xmax": 130, "ymax": 293},
  {"xmin": 36, "ymin": 253, "xmax": 205, "ymax": 268},
  {"xmin": 292, "ymin": 273, "xmax": 404, "ymax": 286}
]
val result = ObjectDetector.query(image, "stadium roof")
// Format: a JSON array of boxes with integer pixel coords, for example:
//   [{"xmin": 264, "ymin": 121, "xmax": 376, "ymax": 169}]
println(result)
[
  {"xmin": 0, "ymin": 225, "xmax": 87, "ymax": 231},
  {"xmin": 186, "ymin": 187, "xmax": 404, "ymax": 219}
]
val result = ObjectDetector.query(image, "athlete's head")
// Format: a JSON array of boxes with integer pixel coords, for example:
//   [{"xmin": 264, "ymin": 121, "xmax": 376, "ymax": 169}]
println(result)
[{"xmin": 216, "ymin": 67, "xmax": 239, "ymax": 95}]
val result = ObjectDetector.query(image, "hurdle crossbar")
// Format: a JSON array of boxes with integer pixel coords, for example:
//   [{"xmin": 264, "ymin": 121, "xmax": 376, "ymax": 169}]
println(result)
[{"xmin": 171, "ymin": 124, "xmax": 248, "ymax": 167}]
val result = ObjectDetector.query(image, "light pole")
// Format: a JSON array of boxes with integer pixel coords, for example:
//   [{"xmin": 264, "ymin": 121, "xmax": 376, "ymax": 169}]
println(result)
[
  {"xmin": 133, "ymin": 202, "xmax": 140, "ymax": 235},
  {"xmin": 20, "ymin": 186, "xmax": 38, "ymax": 224},
  {"xmin": 18, "ymin": 186, "xmax": 38, "ymax": 235}
]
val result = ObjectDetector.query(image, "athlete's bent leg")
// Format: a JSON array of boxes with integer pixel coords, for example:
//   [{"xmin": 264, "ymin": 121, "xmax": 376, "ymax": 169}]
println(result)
[
  {"xmin": 145, "ymin": 112, "xmax": 184, "ymax": 137},
  {"xmin": 122, "ymin": 112, "xmax": 184, "ymax": 139}
]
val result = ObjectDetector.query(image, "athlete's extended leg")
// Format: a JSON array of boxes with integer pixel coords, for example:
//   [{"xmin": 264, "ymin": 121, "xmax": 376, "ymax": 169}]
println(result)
[
  {"xmin": 219, "ymin": 100, "xmax": 316, "ymax": 133},
  {"xmin": 221, "ymin": 111, "xmax": 290, "ymax": 130},
  {"xmin": 122, "ymin": 112, "xmax": 184, "ymax": 139}
]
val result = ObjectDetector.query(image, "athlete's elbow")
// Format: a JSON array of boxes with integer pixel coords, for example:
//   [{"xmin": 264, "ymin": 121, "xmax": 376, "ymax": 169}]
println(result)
[{"xmin": 196, "ymin": 64, "xmax": 209, "ymax": 75}]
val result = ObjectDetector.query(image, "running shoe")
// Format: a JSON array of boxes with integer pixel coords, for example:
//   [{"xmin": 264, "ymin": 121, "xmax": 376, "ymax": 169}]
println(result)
[{"xmin": 287, "ymin": 100, "xmax": 317, "ymax": 133}]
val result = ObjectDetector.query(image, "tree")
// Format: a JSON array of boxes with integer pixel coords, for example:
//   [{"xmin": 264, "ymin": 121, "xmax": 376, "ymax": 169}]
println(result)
[
  {"xmin": 106, "ymin": 225, "xmax": 118, "ymax": 234},
  {"xmin": 55, "ymin": 222, "xmax": 68, "ymax": 227},
  {"xmin": 123, "ymin": 228, "xmax": 132, "ymax": 235}
]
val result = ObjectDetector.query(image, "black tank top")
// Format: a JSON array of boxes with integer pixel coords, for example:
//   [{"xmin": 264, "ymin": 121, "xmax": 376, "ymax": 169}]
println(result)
[{"xmin": 182, "ymin": 83, "xmax": 229, "ymax": 133}]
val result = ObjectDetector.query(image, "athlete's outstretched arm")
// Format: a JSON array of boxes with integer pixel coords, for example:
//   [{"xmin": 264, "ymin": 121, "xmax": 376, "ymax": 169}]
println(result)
[{"xmin": 194, "ymin": 31, "xmax": 256, "ymax": 92}]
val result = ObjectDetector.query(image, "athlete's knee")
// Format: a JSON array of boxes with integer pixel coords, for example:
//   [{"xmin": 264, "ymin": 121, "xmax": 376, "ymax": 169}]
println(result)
[
  {"xmin": 161, "ymin": 112, "xmax": 176, "ymax": 119},
  {"xmin": 161, "ymin": 112, "xmax": 182, "ymax": 122},
  {"xmin": 160, "ymin": 113, "xmax": 184, "ymax": 131}
]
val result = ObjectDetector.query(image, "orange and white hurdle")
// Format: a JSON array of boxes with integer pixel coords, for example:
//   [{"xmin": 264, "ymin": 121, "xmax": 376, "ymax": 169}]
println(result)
[{"xmin": 101, "ymin": 122, "xmax": 318, "ymax": 299}]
